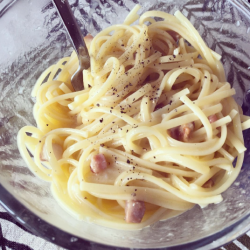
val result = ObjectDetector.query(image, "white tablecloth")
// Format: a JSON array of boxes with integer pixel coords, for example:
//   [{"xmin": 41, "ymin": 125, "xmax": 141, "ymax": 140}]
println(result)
[{"xmin": 0, "ymin": 205, "xmax": 64, "ymax": 250}]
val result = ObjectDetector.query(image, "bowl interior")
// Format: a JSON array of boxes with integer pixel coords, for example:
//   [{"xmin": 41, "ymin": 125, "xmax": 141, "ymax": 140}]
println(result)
[{"xmin": 1, "ymin": 0, "xmax": 250, "ymax": 249}]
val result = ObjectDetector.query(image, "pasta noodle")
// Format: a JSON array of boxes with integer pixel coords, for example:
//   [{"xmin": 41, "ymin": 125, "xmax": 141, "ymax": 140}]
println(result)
[{"xmin": 17, "ymin": 5, "xmax": 250, "ymax": 230}]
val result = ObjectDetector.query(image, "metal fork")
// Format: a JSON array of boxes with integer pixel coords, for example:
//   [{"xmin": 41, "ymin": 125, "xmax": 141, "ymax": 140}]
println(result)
[{"xmin": 52, "ymin": 0, "xmax": 90, "ymax": 91}]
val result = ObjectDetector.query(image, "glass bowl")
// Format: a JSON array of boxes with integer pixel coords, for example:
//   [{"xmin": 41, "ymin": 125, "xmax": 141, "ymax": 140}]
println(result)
[{"xmin": 1, "ymin": 0, "xmax": 250, "ymax": 249}]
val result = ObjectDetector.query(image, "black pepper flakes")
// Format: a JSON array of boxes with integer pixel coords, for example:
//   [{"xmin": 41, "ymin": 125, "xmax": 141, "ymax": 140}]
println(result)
[{"xmin": 99, "ymin": 118, "xmax": 103, "ymax": 123}]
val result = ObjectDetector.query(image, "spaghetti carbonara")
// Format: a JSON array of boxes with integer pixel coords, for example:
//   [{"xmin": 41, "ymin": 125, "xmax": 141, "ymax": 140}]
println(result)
[{"xmin": 17, "ymin": 5, "xmax": 250, "ymax": 230}]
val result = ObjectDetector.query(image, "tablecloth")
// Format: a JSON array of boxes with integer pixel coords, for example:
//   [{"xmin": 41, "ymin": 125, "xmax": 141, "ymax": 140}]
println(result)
[{"xmin": 0, "ymin": 205, "xmax": 63, "ymax": 250}]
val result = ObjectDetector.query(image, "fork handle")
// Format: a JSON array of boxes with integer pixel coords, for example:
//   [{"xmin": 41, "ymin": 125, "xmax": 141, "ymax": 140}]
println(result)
[{"xmin": 52, "ymin": 0, "xmax": 89, "ymax": 57}]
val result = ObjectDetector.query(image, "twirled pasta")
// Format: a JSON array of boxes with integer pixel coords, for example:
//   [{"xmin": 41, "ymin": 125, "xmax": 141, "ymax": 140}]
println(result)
[{"xmin": 17, "ymin": 5, "xmax": 250, "ymax": 230}]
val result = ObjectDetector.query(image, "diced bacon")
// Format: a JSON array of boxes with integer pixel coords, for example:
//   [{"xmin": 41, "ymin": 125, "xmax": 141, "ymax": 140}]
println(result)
[
  {"xmin": 169, "ymin": 122, "xmax": 195, "ymax": 142},
  {"xmin": 208, "ymin": 114, "xmax": 218, "ymax": 123},
  {"xmin": 40, "ymin": 143, "xmax": 63, "ymax": 161},
  {"xmin": 84, "ymin": 34, "xmax": 93, "ymax": 51},
  {"xmin": 202, "ymin": 179, "xmax": 214, "ymax": 188},
  {"xmin": 167, "ymin": 30, "xmax": 180, "ymax": 41},
  {"xmin": 90, "ymin": 154, "xmax": 107, "ymax": 174},
  {"xmin": 125, "ymin": 200, "xmax": 145, "ymax": 223},
  {"xmin": 179, "ymin": 122, "xmax": 195, "ymax": 142},
  {"xmin": 170, "ymin": 126, "xmax": 180, "ymax": 140}
]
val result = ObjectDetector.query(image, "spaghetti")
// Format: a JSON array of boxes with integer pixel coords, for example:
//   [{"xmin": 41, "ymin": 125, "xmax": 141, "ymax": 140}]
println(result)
[{"xmin": 17, "ymin": 5, "xmax": 250, "ymax": 230}]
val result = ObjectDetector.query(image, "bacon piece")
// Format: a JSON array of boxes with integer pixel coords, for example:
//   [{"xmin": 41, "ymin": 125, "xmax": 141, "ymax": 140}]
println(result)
[
  {"xmin": 167, "ymin": 30, "xmax": 180, "ymax": 41},
  {"xmin": 84, "ymin": 34, "xmax": 93, "ymax": 51},
  {"xmin": 40, "ymin": 143, "xmax": 63, "ymax": 161},
  {"xmin": 169, "ymin": 122, "xmax": 195, "ymax": 142},
  {"xmin": 90, "ymin": 154, "xmax": 107, "ymax": 174},
  {"xmin": 179, "ymin": 122, "xmax": 195, "ymax": 142},
  {"xmin": 208, "ymin": 114, "xmax": 218, "ymax": 123},
  {"xmin": 202, "ymin": 179, "xmax": 214, "ymax": 188},
  {"xmin": 125, "ymin": 200, "xmax": 145, "ymax": 223},
  {"xmin": 170, "ymin": 126, "xmax": 180, "ymax": 140}
]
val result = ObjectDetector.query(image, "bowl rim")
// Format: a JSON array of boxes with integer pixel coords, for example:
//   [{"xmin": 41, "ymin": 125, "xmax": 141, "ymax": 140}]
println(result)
[{"xmin": 1, "ymin": 183, "xmax": 250, "ymax": 250}]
